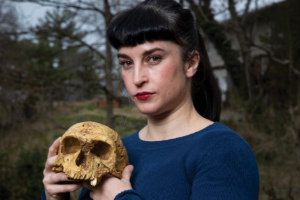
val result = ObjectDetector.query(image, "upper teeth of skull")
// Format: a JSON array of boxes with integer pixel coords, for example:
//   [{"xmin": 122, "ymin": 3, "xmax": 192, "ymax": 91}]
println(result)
[{"xmin": 91, "ymin": 178, "xmax": 97, "ymax": 186}]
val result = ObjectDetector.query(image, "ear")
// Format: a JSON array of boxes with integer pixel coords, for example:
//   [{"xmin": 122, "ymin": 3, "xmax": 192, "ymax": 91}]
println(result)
[{"xmin": 185, "ymin": 51, "xmax": 200, "ymax": 78}]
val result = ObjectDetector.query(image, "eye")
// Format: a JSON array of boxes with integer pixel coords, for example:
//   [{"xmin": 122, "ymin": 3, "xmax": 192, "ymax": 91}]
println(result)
[
  {"xmin": 119, "ymin": 60, "xmax": 133, "ymax": 69},
  {"xmin": 91, "ymin": 141, "xmax": 112, "ymax": 160},
  {"xmin": 146, "ymin": 55, "xmax": 161, "ymax": 64},
  {"xmin": 61, "ymin": 136, "xmax": 81, "ymax": 155}
]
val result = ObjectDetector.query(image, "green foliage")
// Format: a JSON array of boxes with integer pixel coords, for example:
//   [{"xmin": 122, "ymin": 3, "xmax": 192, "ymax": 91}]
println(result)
[
  {"xmin": 0, "ymin": 8, "xmax": 101, "ymax": 129},
  {"xmin": 0, "ymin": 148, "xmax": 46, "ymax": 200},
  {"xmin": 12, "ymin": 148, "xmax": 46, "ymax": 199},
  {"xmin": 0, "ymin": 151, "xmax": 12, "ymax": 199}
]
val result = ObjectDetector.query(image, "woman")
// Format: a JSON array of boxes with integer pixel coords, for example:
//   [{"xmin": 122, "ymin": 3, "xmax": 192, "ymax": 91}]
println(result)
[{"xmin": 42, "ymin": 0, "xmax": 259, "ymax": 199}]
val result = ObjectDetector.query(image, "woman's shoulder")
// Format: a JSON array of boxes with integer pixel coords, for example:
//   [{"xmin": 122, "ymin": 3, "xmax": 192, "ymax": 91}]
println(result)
[
  {"xmin": 184, "ymin": 122, "xmax": 257, "ymax": 168},
  {"xmin": 189, "ymin": 122, "xmax": 259, "ymax": 181},
  {"xmin": 190, "ymin": 123, "xmax": 260, "ymax": 198},
  {"xmin": 194, "ymin": 122, "xmax": 254, "ymax": 156},
  {"xmin": 188, "ymin": 122, "xmax": 248, "ymax": 147}
]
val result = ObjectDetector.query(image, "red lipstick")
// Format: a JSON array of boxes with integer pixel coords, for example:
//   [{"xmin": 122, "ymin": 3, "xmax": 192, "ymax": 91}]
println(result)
[{"xmin": 135, "ymin": 92, "xmax": 154, "ymax": 100}]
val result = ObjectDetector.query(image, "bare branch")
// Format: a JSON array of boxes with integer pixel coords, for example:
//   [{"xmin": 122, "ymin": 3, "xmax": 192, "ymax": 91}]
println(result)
[
  {"xmin": 228, "ymin": 0, "xmax": 240, "ymax": 26},
  {"xmin": 242, "ymin": 0, "xmax": 252, "ymax": 25},
  {"xmin": 72, "ymin": 36, "xmax": 106, "ymax": 60},
  {"xmin": 12, "ymin": 0, "xmax": 105, "ymax": 16},
  {"xmin": 251, "ymin": 43, "xmax": 300, "ymax": 76},
  {"xmin": 251, "ymin": 43, "xmax": 288, "ymax": 65},
  {"xmin": 0, "ymin": 31, "xmax": 29, "ymax": 35},
  {"xmin": 53, "ymin": 27, "xmax": 106, "ymax": 60},
  {"xmin": 103, "ymin": 0, "xmax": 113, "ymax": 24},
  {"xmin": 186, "ymin": 0, "xmax": 209, "ymax": 22}
]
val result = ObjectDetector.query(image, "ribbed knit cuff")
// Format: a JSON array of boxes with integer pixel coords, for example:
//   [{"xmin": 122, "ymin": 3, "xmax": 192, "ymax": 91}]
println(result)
[
  {"xmin": 40, "ymin": 190, "xmax": 71, "ymax": 200},
  {"xmin": 114, "ymin": 189, "xmax": 142, "ymax": 200},
  {"xmin": 41, "ymin": 190, "xmax": 46, "ymax": 200}
]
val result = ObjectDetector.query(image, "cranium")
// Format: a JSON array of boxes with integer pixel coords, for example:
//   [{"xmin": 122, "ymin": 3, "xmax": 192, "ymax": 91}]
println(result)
[{"xmin": 52, "ymin": 121, "xmax": 129, "ymax": 186}]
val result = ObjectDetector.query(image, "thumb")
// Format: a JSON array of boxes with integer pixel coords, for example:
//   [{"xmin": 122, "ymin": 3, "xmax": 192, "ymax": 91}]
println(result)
[{"xmin": 122, "ymin": 165, "xmax": 134, "ymax": 181}]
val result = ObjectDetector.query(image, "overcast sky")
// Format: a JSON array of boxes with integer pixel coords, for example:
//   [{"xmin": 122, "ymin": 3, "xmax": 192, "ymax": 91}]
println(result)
[
  {"xmin": 14, "ymin": 0, "xmax": 284, "ymax": 28},
  {"xmin": 14, "ymin": 2, "xmax": 52, "ymax": 27}
]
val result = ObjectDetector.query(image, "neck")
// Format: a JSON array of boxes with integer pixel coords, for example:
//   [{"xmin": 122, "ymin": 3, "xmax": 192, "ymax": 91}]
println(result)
[{"xmin": 139, "ymin": 98, "xmax": 213, "ymax": 141}]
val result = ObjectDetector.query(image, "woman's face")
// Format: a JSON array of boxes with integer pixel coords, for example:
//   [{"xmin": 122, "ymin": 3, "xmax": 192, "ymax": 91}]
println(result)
[{"xmin": 118, "ymin": 41, "xmax": 197, "ymax": 117}]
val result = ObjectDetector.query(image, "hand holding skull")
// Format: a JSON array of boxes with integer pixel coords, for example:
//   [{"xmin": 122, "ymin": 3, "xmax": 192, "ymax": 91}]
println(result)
[
  {"xmin": 52, "ymin": 122, "xmax": 129, "ymax": 187},
  {"xmin": 43, "ymin": 137, "xmax": 83, "ymax": 200},
  {"xmin": 83, "ymin": 165, "xmax": 134, "ymax": 200}
]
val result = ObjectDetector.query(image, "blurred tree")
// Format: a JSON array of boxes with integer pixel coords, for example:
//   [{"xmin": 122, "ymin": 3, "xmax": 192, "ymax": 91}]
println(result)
[
  {"xmin": 32, "ymin": 9, "xmax": 100, "ymax": 107},
  {"xmin": 258, "ymin": 0, "xmax": 300, "ymax": 150},
  {"xmin": 11, "ymin": 148, "xmax": 45, "ymax": 199},
  {"xmin": 0, "ymin": 5, "xmax": 100, "ymax": 128},
  {"xmin": 0, "ymin": 148, "xmax": 46, "ymax": 200},
  {"xmin": 186, "ymin": 0, "xmax": 246, "ymax": 96},
  {"xmin": 0, "ymin": 0, "xmax": 28, "ymax": 128},
  {"xmin": 12, "ymin": 0, "xmax": 137, "ymax": 128}
]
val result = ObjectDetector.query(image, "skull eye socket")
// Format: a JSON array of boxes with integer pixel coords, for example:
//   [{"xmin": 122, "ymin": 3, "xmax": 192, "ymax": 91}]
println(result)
[
  {"xmin": 91, "ymin": 141, "xmax": 112, "ymax": 160},
  {"xmin": 62, "ymin": 136, "xmax": 81, "ymax": 154}
]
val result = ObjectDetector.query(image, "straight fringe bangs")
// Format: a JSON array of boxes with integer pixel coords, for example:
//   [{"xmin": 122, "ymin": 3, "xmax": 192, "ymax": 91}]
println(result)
[{"xmin": 107, "ymin": 6, "xmax": 178, "ymax": 49}]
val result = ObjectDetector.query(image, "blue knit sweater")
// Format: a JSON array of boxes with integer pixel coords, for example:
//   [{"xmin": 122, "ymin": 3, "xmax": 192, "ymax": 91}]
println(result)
[{"xmin": 42, "ymin": 122, "xmax": 259, "ymax": 200}]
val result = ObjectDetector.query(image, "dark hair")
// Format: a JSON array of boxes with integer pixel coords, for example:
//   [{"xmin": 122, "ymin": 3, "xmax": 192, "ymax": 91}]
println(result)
[{"xmin": 107, "ymin": 0, "xmax": 221, "ymax": 122}]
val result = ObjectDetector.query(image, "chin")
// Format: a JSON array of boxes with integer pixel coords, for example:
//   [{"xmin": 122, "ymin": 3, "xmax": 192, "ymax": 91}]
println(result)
[
  {"xmin": 135, "ymin": 104, "xmax": 169, "ymax": 117},
  {"xmin": 134, "ymin": 104, "xmax": 157, "ymax": 115},
  {"xmin": 137, "ymin": 108, "xmax": 157, "ymax": 116}
]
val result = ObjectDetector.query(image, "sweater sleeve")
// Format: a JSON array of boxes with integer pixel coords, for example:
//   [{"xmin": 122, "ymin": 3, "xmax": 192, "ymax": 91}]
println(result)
[
  {"xmin": 40, "ymin": 190, "xmax": 46, "ymax": 200},
  {"xmin": 40, "ymin": 190, "xmax": 70, "ymax": 200},
  {"xmin": 78, "ymin": 187, "xmax": 143, "ymax": 200},
  {"xmin": 190, "ymin": 137, "xmax": 259, "ymax": 200},
  {"xmin": 114, "ymin": 189, "xmax": 143, "ymax": 200}
]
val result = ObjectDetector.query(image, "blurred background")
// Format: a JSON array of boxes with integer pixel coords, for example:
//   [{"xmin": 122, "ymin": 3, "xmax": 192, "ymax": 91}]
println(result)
[{"xmin": 0, "ymin": 0, "xmax": 299, "ymax": 199}]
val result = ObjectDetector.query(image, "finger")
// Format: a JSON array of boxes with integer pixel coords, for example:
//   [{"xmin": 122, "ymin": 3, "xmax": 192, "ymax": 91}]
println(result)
[
  {"xmin": 43, "ymin": 172, "xmax": 82, "ymax": 186},
  {"xmin": 45, "ymin": 182, "xmax": 82, "ymax": 195},
  {"xmin": 48, "ymin": 137, "xmax": 61, "ymax": 158},
  {"xmin": 44, "ymin": 156, "xmax": 58, "ymax": 176},
  {"xmin": 89, "ymin": 191, "xmax": 94, "ymax": 199},
  {"xmin": 121, "ymin": 165, "xmax": 134, "ymax": 181},
  {"xmin": 45, "ymin": 172, "xmax": 78, "ymax": 185},
  {"xmin": 45, "ymin": 156, "xmax": 57, "ymax": 169}
]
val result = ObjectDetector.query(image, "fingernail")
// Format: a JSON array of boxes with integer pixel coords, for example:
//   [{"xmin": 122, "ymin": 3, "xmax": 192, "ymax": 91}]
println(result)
[{"xmin": 129, "ymin": 165, "xmax": 134, "ymax": 172}]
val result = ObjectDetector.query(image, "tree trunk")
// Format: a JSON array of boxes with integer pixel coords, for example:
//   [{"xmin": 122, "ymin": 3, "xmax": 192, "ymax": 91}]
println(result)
[
  {"xmin": 104, "ymin": 38, "xmax": 114, "ymax": 128},
  {"xmin": 228, "ymin": 0, "xmax": 252, "ymax": 99},
  {"xmin": 104, "ymin": 0, "xmax": 114, "ymax": 128},
  {"xmin": 187, "ymin": 0, "xmax": 246, "ymax": 96}
]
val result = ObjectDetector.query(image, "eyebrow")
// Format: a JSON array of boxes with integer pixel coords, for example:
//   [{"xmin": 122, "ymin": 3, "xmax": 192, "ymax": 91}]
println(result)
[{"xmin": 117, "ymin": 47, "xmax": 165, "ymax": 59}]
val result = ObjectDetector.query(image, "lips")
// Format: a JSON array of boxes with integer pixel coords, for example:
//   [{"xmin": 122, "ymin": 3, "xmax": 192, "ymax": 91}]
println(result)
[{"xmin": 135, "ymin": 92, "xmax": 154, "ymax": 100}]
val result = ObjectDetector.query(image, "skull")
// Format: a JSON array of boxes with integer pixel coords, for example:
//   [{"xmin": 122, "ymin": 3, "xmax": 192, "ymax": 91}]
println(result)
[{"xmin": 52, "ymin": 121, "xmax": 129, "ymax": 186}]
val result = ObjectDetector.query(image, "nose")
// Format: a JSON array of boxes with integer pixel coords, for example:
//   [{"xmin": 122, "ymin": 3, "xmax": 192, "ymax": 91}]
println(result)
[
  {"xmin": 133, "ymin": 64, "xmax": 148, "ymax": 86},
  {"xmin": 76, "ymin": 147, "xmax": 87, "ymax": 166}
]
